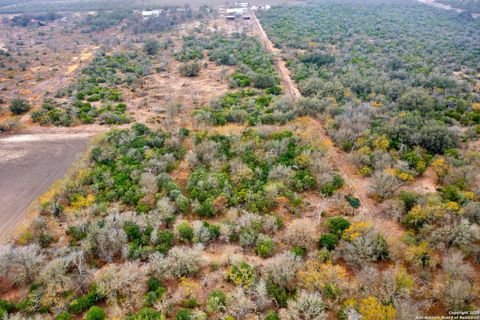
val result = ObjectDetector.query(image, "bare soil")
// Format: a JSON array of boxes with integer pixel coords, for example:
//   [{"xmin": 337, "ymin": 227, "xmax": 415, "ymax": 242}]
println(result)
[{"xmin": 0, "ymin": 133, "xmax": 91, "ymax": 243}]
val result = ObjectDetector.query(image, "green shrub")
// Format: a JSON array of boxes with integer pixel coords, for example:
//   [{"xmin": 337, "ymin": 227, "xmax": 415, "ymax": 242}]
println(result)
[
  {"xmin": 175, "ymin": 309, "xmax": 193, "ymax": 320},
  {"xmin": 182, "ymin": 298, "xmax": 198, "ymax": 308},
  {"xmin": 0, "ymin": 300, "xmax": 14, "ymax": 313},
  {"xmin": 231, "ymin": 73, "xmax": 251, "ymax": 87},
  {"xmin": 85, "ymin": 306, "xmax": 106, "ymax": 320},
  {"xmin": 441, "ymin": 185, "xmax": 465, "ymax": 204},
  {"xmin": 255, "ymin": 235, "xmax": 276, "ymax": 258},
  {"xmin": 187, "ymin": 169, "xmax": 232, "ymax": 217},
  {"xmin": 320, "ymin": 175, "xmax": 344, "ymax": 196},
  {"xmin": 55, "ymin": 311, "xmax": 72, "ymax": 320},
  {"xmin": 265, "ymin": 311, "xmax": 281, "ymax": 320},
  {"xmin": 176, "ymin": 221, "xmax": 194, "ymax": 243},
  {"xmin": 68, "ymin": 288, "xmax": 102, "ymax": 314},
  {"xmin": 319, "ymin": 233, "xmax": 339, "ymax": 251},
  {"xmin": 175, "ymin": 194, "xmax": 190, "ymax": 214},
  {"xmin": 299, "ymin": 52, "xmax": 335, "ymax": 67},
  {"xmin": 252, "ymin": 73, "xmax": 278, "ymax": 89},
  {"xmin": 9, "ymin": 98, "xmax": 31, "ymax": 114},
  {"xmin": 207, "ymin": 290, "xmax": 226, "ymax": 313},
  {"xmin": 345, "ymin": 195, "xmax": 361, "ymax": 209},
  {"xmin": 267, "ymin": 283, "xmax": 290, "ymax": 308},
  {"xmin": 227, "ymin": 261, "xmax": 256, "ymax": 288},
  {"xmin": 399, "ymin": 191, "xmax": 420, "ymax": 211},
  {"xmin": 266, "ymin": 86, "xmax": 282, "ymax": 95},
  {"xmin": 128, "ymin": 308, "xmax": 163, "ymax": 320},
  {"xmin": 179, "ymin": 127, "xmax": 190, "ymax": 137},
  {"xmin": 326, "ymin": 216, "xmax": 350, "ymax": 236},
  {"xmin": 156, "ymin": 230, "xmax": 174, "ymax": 254},
  {"xmin": 0, "ymin": 299, "xmax": 15, "ymax": 319},
  {"xmin": 36, "ymin": 232, "xmax": 51, "ymax": 248},
  {"xmin": 290, "ymin": 246, "xmax": 307, "ymax": 257}
]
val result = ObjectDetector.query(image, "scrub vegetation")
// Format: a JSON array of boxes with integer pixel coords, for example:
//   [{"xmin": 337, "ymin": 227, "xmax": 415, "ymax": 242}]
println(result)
[
  {"xmin": 0, "ymin": 0, "xmax": 479, "ymax": 319},
  {"xmin": 256, "ymin": 0, "xmax": 480, "ymax": 317}
]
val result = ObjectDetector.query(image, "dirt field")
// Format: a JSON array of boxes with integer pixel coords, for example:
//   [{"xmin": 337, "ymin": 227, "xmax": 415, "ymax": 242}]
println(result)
[{"xmin": 0, "ymin": 133, "xmax": 91, "ymax": 243}]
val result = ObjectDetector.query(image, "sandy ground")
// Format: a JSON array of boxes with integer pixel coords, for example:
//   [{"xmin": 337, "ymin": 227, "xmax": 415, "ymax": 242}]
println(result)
[{"xmin": 0, "ymin": 133, "xmax": 92, "ymax": 243}]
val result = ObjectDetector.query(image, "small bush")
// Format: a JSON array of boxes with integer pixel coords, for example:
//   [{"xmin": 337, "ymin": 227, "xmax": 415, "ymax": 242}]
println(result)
[
  {"xmin": 175, "ymin": 309, "xmax": 193, "ymax": 320},
  {"xmin": 280, "ymin": 290, "xmax": 326, "ymax": 320},
  {"xmin": 9, "ymin": 98, "xmax": 31, "ymax": 114},
  {"xmin": 55, "ymin": 311, "xmax": 72, "ymax": 320},
  {"xmin": 179, "ymin": 62, "xmax": 200, "ymax": 77},
  {"xmin": 0, "ymin": 300, "xmax": 14, "ymax": 314},
  {"xmin": 68, "ymin": 288, "xmax": 103, "ymax": 314},
  {"xmin": 0, "ymin": 119, "xmax": 20, "ymax": 132},
  {"xmin": 319, "ymin": 233, "xmax": 339, "ymax": 251},
  {"xmin": 127, "ymin": 308, "xmax": 163, "ymax": 320},
  {"xmin": 345, "ymin": 195, "xmax": 361, "ymax": 209},
  {"xmin": 207, "ymin": 290, "xmax": 227, "ymax": 313},
  {"xmin": 176, "ymin": 221, "xmax": 194, "ymax": 243},
  {"xmin": 151, "ymin": 246, "xmax": 205, "ymax": 278},
  {"xmin": 267, "ymin": 282, "xmax": 290, "ymax": 308},
  {"xmin": 85, "ymin": 306, "xmax": 106, "ymax": 320},
  {"xmin": 265, "ymin": 311, "xmax": 281, "ymax": 320},
  {"xmin": 284, "ymin": 219, "xmax": 317, "ymax": 248},
  {"xmin": 255, "ymin": 234, "xmax": 276, "ymax": 258},
  {"xmin": 399, "ymin": 191, "xmax": 420, "ymax": 211},
  {"xmin": 290, "ymin": 246, "xmax": 307, "ymax": 257},
  {"xmin": 263, "ymin": 252, "xmax": 303, "ymax": 288},
  {"xmin": 227, "ymin": 260, "xmax": 256, "ymax": 288},
  {"xmin": 144, "ymin": 39, "xmax": 160, "ymax": 55},
  {"xmin": 320, "ymin": 174, "xmax": 344, "ymax": 196},
  {"xmin": 145, "ymin": 277, "xmax": 166, "ymax": 307},
  {"xmin": 326, "ymin": 216, "xmax": 350, "ymax": 236},
  {"xmin": 156, "ymin": 230, "xmax": 174, "ymax": 254}
]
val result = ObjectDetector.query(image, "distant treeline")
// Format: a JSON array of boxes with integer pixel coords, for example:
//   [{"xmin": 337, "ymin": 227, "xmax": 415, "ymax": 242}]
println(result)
[
  {"xmin": 79, "ymin": 6, "xmax": 210, "ymax": 33},
  {"xmin": 4, "ymin": 11, "xmax": 62, "ymax": 27},
  {"xmin": 0, "ymin": 0, "xmax": 213, "ymax": 14}
]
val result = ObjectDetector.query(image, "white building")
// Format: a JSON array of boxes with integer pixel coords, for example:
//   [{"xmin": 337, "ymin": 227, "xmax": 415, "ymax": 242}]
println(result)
[
  {"xmin": 141, "ymin": 10, "xmax": 163, "ymax": 18},
  {"xmin": 235, "ymin": 2, "xmax": 249, "ymax": 8},
  {"xmin": 226, "ymin": 8, "xmax": 247, "ymax": 15}
]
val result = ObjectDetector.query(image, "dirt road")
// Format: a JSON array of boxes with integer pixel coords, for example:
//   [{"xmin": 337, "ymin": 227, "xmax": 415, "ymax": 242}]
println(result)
[
  {"xmin": 418, "ymin": 0, "xmax": 463, "ymax": 13},
  {"xmin": 417, "ymin": 0, "xmax": 479, "ymax": 17},
  {"xmin": 253, "ymin": 12, "xmax": 404, "ymax": 238},
  {"xmin": 252, "ymin": 13, "xmax": 301, "ymax": 100},
  {"xmin": 0, "ymin": 133, "xmax": 91, "ymax": 243}
]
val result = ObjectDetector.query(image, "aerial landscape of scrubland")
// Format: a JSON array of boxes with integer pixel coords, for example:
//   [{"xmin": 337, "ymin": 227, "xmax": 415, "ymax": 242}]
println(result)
[{"xmin": 0, "ymin": 0, "xmax": 479, "ymax": 319}]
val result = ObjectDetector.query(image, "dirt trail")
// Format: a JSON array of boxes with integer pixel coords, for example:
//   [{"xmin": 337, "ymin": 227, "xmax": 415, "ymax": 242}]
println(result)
[
  {"xmin": 252, "ymin": 12, "xmax": 404, "ymax": 239},
  {"xmin": 252, "ymin": 13, "xmax": 301, "ymax": 100},
  {"xmin": 418, "ymin": 0, "xmax": 463, "ymax": 13},
  {"xmin": 417, "ymin": 0, "xmax": 480, "ymax": 18}
]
